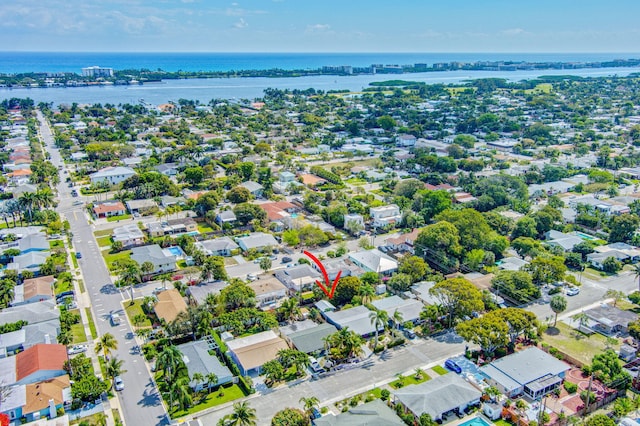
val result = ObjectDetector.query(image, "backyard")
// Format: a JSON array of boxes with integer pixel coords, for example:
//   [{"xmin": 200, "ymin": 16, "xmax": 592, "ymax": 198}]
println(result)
[{"xmin": 542, "ymin": 322, "xmax": 619, "ymax": 365}]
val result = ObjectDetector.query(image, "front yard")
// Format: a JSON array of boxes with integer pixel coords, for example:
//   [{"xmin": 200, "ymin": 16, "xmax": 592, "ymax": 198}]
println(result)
[
  {"xmin": 103, "ymin": 250, "xmax": 132, "ymax": 270},
  {"xmin": 124, "ymin": 299, "xmax": 153, "ymax": 328},
  {"xmin": 170, "ymin": 383, "xmax": 247, "ymax": 418}
]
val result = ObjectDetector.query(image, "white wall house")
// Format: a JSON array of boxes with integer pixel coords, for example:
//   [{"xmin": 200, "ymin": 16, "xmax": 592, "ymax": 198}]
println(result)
[
  {"xmin": 370, "ymin": 204, "xmax": 401, "ymax": 228},
  {"xmin": 89, "ymin": 166, "xmax": 137, "ymax": 186}
]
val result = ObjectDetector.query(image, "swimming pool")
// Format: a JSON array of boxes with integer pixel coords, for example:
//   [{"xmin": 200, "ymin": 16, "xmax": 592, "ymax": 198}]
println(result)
[
  {"xmin": 458, "ymin": 416, "xmax": 492, "ymax": 426},
  {"xmin": 574, "ymin": 232, "xmax": 597, "ymax": 240},
  {"xmin": 166, "ymin": 246, "xmax": 184, "ymax": 256}
]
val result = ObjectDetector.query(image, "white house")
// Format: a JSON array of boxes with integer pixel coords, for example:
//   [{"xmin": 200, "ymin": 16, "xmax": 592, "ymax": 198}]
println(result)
[
  {"xmin": 349, "ymin": 250, "xmax": 398, "ymax": 276},
  {"xmin": 89, "ymin": 166, "xmax": 136, "ymax": 186},
  {"xmin": 370, "ymin": 204, "xmax": 401, "ymax": 228}
]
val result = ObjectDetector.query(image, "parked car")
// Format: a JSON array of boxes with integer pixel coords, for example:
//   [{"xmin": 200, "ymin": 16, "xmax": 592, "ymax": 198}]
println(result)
[
  {"xmin": 67, "ymin": 344, "xmax": 88, "ymax": 355},
  {"xmin": 444, "ymin": 359, "xmax": 462, "ymax": 374},
  {"xmin": 110, "ymin": 313, "xmax": 122, "ymax": 326},
  {"xmin": 404, "ymin": 329, "xmax": 417, "ymax": 339},
  {"xmin": 281, "ymin": 257, "xmax": 293, "ymax": 264},
  {"xmin": 114, "ymin": 376, "xmax": 124, "ymax": 391},
  {"xmin": 247, "ymin": 273, "xmax": 258, "ymax": 281},
  {"xmin": 75, "ymin": 252, "xmax": 82, "ymax": 259},
  {"xmin": 566, "ymin": 286, "xmax": 580, "ymax": 296},
  {"xmin": 56, "ymin": 290, "xmax": 75, "ymax": 302}
]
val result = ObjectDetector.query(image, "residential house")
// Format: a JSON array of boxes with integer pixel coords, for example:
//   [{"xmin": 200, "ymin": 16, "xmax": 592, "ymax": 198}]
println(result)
[
  {"xmin": 8, "ymin": 169, "xmax": 32, "ymax": 184},
  {"xmin": 581, "ymin": 304, "xmax": 637, "ymax": 335},
  {"xmin": 236, "ymin": 232, "xmax": 279, "ymax": 252},
  {"xmin": 593, "ymin": 242, "xmax": 640, "ymax": 263},
  {"xmin": 343, "ymin": 214, "xmax": 364, "ymax": 233},
  {"xmin": 186, "ymin": 281, "xmax": 229, "ymax": 306},
  {"xmin": 322, "ymin": 305, "xmax": 381, "ymax": 338},
  {"xmin": 544, "ymin": 230, "xmax": 584, "ymax": 252},
  {"xmin": 314, "ymin": 399, "xmax": 403, "ymax": 425},
  {"xmin": 15, "ymin": 344, "xmax": 68, "ymax": 385},
  {"xmin": 145, "ymin": 218, "xmax": 198, "ymax": 238},
  {"xmin": 153, "ymin": 289, "xmax": 188, "ymax": 323},
  {"xmin": 248, "ymin": 278, "xmax": 288, "ymax": 308},
  {"xmin": 176, "ymin": 340, "xmax": 234, "ymax": 391},
  {"xmin": 369, "ymin": 205, "xmax": 401, "ymax": 228},
  {"xmin": 226, "ymin": 330, "xmax": 289, "ymax": 376},
  {"xmin": 92, "ymin": 201, "xmax": 126, "ymax": 219},
  {"xmin": 239, "ymin": 181, "xmax": 264, "ymax": 198},
  {"xmin": 112, "ymin": 224, "xmax": 145, "ymax": 248},
  {"xmin": 131, "ymin": 244, "xmax": 177, "ymax": 274},
  {"xmin": 12, "ymin": 276, "xmax": 55, "ymax": 306},
  {"xmin": 349, "ymin": 250, "xmax": 398, "ymax": 276},
  {"xmin": 396, "ymin": 134, "xmax": 417, "ymax": 147},
  {"xmin": 125, "ymin": 199, "xmax": 158, "ymax": 215},
  {"xmin": 215, "ymin": 210, "xmax": 237, "ymax": 226},
  {"xmin": 393, "ymin": 374, "xmax": 482, "ymax": 422},
  {"xmin": 385, "ymin": 228, "xmax": 421, "ymax": 254},
  {"xmin": 274, "ymin": 264, "xmax": 322, "ymax": 293},
  {"xmin": 15, "ymin": 233, "xmax": 49, "ymax": 254},
  {"xmin": 7, "ymin": 251, "xmax": 50, "ymax": 275},
  {"xmin": 0, "ymin": 300, "xmax": 59, "ymax": 327},
  {"xmin": 89, "ymin": 166, "xmax": 136, "ymax": 185},
  {"xmin": 260, "ymin": 201, "xmax": 298, "ymax": 230},
  {"xmin": 155, "ymin": 163, "xmax": 179, "ymax": 177},
  {"xmin": 410, "ymin": 281, "xmax": 439, "ymax": 306},
  {"xmin": 311, "ymin": 258, "xmax": 365, "ymax": 282},
  {"xmin": 371, "ymin": 296, "xmax": 424, "ymax": 326},
  {"xmin": 195, "ymin": 237, "xmax": 239, "ymax": 257},
  {"xmin": 281, "ymin": 322, "xmax": 337, "ymax": 355},
  {"xmin": 272, "ymin": 171, "xmax": 302, "ymax": 194},
  {"xmin": 0, "ymin": 321, "xmax": 60, "ymax": 358},
  {"xmin": 2, "ymin": 375, "xmax": 71, "ymax": 423},
  {"xmin": 497, "ymin": 257, "xmax": 529, "ymax": 271},
  {"xmin": 159, "ymin": 195, "xmax": 185, "ymax": 208},
  {"xmin": 480, "ymin": 347, "xmax": 570, "ymax": 398},
  {"xmin": 586, "ymin": 246, "xmax": 637, "ymax": 269}
]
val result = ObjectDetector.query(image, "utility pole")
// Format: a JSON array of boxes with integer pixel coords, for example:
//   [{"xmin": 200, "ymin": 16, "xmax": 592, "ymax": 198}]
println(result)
[{"xmin": 584, "ymin": 374, "xmax": 594, "ymax": 414}]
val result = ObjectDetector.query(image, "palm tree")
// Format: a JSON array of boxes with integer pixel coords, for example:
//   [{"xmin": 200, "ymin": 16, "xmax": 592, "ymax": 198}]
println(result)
[
  {"xmin": 279, "ymin": 297, "xmax": 301, "ymax": 324},
  {"xmin": 634, "ymin": 264, "xmax": 640, "ymax": 292},
  {"xmin": 95, "ymin": 333, "xmax": 118, "ymax": 359},
  {"xmin": 550, "ymin": 295, "xmax": 567, "ymax": 327},
  {"xmin": 359, "ymin": 284, "xmax": 375, "ymax": 304},
  {"xmin": 205, "ymin": 372, "xmax": 218, "ymax": 392},
  {"xmin": 140, "ymin": 261, "xmax": 155, "ymax": 282},
  {"xmin": 392, "ymin": 309, "xmax": 404, "ymax": 331},
  {"xmin": 18, "ymin": 192, "xmax": 36, "ymax": 223},
  {"xmin": 191, "ymin": 372, "xmax": 204, "ymax": 399},
  {"xmin": 221, "ymin": 401, "xmax": 257, "ymax": 426},
  {"xmin": 369, "ymin": 310, "xmax": 388, "ymax": 350},
  {"xmin": 605, "ymin": 289, "xmax": 625, "ymax": 307},
  {"xmin": 105, "ymin": 357, "xmax": 127, "ymax": 389},
  {"xmin": 299, "ymin": 396, "xmax": 320, "ymax": 419},
  {"xmin": 572, "ymin": 312, "xmax": 590, "ymax": 331},
  {"xmin": 0, "ymin": 282, "xmax": 15, "ymax": 308},
  {"xmin": 156, "ymin": 345, "xmax": 184, "ymax": 383},
  {"xmin": 164, "ymin": 376, "xmax": 192, "ymax": 413}
]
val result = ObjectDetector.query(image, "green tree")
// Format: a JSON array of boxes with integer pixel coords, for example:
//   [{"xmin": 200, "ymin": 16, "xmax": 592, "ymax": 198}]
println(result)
[
  {"xmin": 271, "ymin": 408, "xmax": 310, "ymax": 426},
  {"xmin": 492, "ymin": 308, "xmax": 538, "ymax": 344},
  {"xmin": 524, "ymin": 256, "xmax": 567, "ymax": 285},
  {"xmin": 491, "ymin": 270, "xmax": 540, "ymax": 304},
  {"xmin": 512, "ymin": 217, "xmax": 538, "ymax": 239},
  {"xmin": 298, "ymin": 225, "xmax": 328, "ymax": 247},
  {"xmin": 220, "ymin": 281, "xmax": 256, "ymax": 311},
  {"xmin": 262, "ymin": 360, "xmax": 285, "ymax": 385},
  {"xmin": 609, "ymin": 214, "xmax": 640, "ymax": 243},
  {"xmin": 227, "ymin": 186, "xmax": 253, "ymax": 204},
  {"xmin": 282, "ymin": 229, "xmax": 300, "ymax": 246},
  {"xmin": 585, "ymin": 414, "xmax": 615, "ymax": 426},
  {"xmin": 602, "ymin": 256, "xmax": 622, "ymax": 274},
  {"xmin": 95, "ymin": 333, "xmax": 118, "ymax": 359},
  {"xmin": 369, "ymin": 309, "xmax": 389, "ymax": 349},
  {"xmin": 183, "ymin": 166, "xmax": 204, "ymax": 186},
  {"xmin": 105, "ymin": 357, "xmax": 127, "ymax": 390},
  {"xmin": 590, "ymin": 349, "xmax": 631, "ymax": 389},
  {"xmin": 201, "ymin": 256, "xmax": 228, "ymax": 282},
  {"xmin": 398, "ymin": 255, "xmax": 430, "ymax": 283},
  {"xmin": 260, "ymin": 257, "xmax": 272, "ymax": 273},
  {"xmin": 550, "ymin": 295, "xmax": 567, "ymax": 326},
  {"xmin": 429, "ymin": 278, "xmax": 484, "ymax": 328},
  {"xmin": 415, "ymin": 221, "xmax": 462, "ymax": 259},
  {"xmin": 333, "ymin": 276, "xmax": 362, "ymax": 305},
  {"xmin": 456, "ymin": 314, "xmax": 509, "ymax": 357}
]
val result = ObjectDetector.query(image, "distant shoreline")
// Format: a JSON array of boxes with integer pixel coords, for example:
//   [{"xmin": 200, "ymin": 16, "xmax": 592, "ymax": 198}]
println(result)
[{"xmin": 1, "ymin": 57, "xmax": 640, "ymax": 90}]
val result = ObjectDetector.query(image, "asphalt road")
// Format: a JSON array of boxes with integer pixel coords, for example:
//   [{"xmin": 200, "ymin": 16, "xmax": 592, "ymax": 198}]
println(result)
[{"xmin": 37, "ymin": 111, "xmax": 170, "ymax": 426}]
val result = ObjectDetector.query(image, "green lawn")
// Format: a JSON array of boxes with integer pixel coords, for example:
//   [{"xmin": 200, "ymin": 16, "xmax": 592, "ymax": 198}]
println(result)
[
  {"xmin": 197, "ymin": 223, "xmax": 215, "ymax": 234},
  {"xmin": 85, "ymin": 308, "xmax": 98, "ymax": 339},
  {"xmin": 103, "ymin": 250, "xmax": 132, "ymax": 270},
  {"xmin": 494, "ymin": 420, "xmax": 514, "ymax": 426},
  {"xmin": 71, "ymin": 322, "xmax": 87, "ymax": 343},
  {"xmin": 94, "ymin": 229, "xmax": 113, "ymax": 237},
  {"xmin": 431, "ymin": 365, "xmax": 449, "ymax": 376},
  {"xmin": 54, "ymin": 279, "xmax": 73, "ymax": 295},
  {"xmin": 345, "ymin": 178, "xmax": 367, "ymax": 185},
  {"xmin": 96, "ymin": 235, "xmax": 112, "ymax": 248},
  {"xmin": 390, "ymin": 372, "xmax": 431, "ymax": 389},
  {"xmin": 71, "ymin": 253, "xmax": 78, "ymax": 268},
  {"xmin": 542, "ymin": 322, "xmax": 619, "ymax": 365},
  {"xmin": 49, "ymin": 240, "xmax": 64, "ymax": 249},
  {"xmin": 107, "ymin": 214, "xmax": 132, "ymax": 222},
  {"xmin": 78, "ymin": 279, "xmax": 85, "ymax": 293},
  {"xmin": 171, "ymin": 384, "xmax": 246, "ymax": 418},
  {"xmin": 124, "ymin": 299, "xmax": 152, "ymax": 328}
]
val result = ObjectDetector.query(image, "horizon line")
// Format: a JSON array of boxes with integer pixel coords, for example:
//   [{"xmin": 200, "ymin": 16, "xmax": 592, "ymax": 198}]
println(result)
[{"xmin": 3, "ymin": 50, "xmax": 640, "ymax": 55}]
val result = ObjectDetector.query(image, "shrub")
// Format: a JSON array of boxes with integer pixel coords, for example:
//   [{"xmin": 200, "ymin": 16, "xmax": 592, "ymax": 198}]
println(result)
[
  {"xmin": 564, "ymin": 381, "xmax": 578, "ymax": 394},
  {"xmin": 580, "ymin": 390, "xmax": 596, "ymax": 404},
  {"xmin": 381, "ymin": 389, "xmax": 390, "ymax": 401}
]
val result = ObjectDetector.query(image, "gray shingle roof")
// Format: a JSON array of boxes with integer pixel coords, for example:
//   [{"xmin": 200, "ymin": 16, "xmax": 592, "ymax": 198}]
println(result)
[
  {"xmin": 287, "ymin": 323, "xmax": 337, "ymax": 354},
  {"xmin": 177, "ymin": 340, "xmax": 233, "ymax": 387},
  {"xmin": 314, "ymin": 399, "xmax": 403, "ymax": 425},
  {"xmin": 393, "ymin": 373, "xmax": 482, "ymax": 419}
]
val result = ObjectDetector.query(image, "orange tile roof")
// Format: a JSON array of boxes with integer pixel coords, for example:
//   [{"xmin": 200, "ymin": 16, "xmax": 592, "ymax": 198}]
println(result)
[
  {"xmin": 10, "ymin": 169, "xmax": 33, "ymax": 176},
  {"xmin": 24, "ymin": 375, "xmax": 70, "ymax": 415},
  {"xmin": 93, "ymin": 201, "xmax": 126, "ymax": 215},
  {"xmin": 16, "ymin": 344, "xmax": 67, "ymax": 382}
]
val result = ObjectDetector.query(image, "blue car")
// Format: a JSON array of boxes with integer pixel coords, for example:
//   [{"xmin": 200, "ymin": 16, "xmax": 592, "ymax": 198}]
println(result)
[{"xmin": 445, "ymin": 359, "xmax": 462, "ymax": 374}]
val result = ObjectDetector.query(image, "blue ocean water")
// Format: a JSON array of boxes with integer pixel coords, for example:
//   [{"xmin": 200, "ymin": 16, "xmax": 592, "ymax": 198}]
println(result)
[{"xmin": 1, "ymin": 51, "xmax": 639, "ymax": 74}]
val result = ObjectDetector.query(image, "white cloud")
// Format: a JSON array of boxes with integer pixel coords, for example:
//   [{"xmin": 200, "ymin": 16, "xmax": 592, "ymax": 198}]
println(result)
[
  {"xmin": 234, "ymin": 18, "xmax": 248, "ymax": 28},
  {"xmin": 305, "ymin": 24, "xmax": 331, "ymax": 33},
  {"xmin": 501, "ymin": 28, "xmax": 527, "ymax": 36}
]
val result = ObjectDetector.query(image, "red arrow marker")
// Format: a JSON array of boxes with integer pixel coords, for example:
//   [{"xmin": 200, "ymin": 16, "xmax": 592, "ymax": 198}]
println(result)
[{"xmin": 303, "ymin": 250, "xmax": 341, "ymax": 299}]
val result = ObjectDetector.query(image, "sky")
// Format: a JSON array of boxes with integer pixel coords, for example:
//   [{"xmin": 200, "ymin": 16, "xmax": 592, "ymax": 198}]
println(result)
[{"xmin": 3, "ymin": 0, "xmax": 640, "ymax": 53}]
